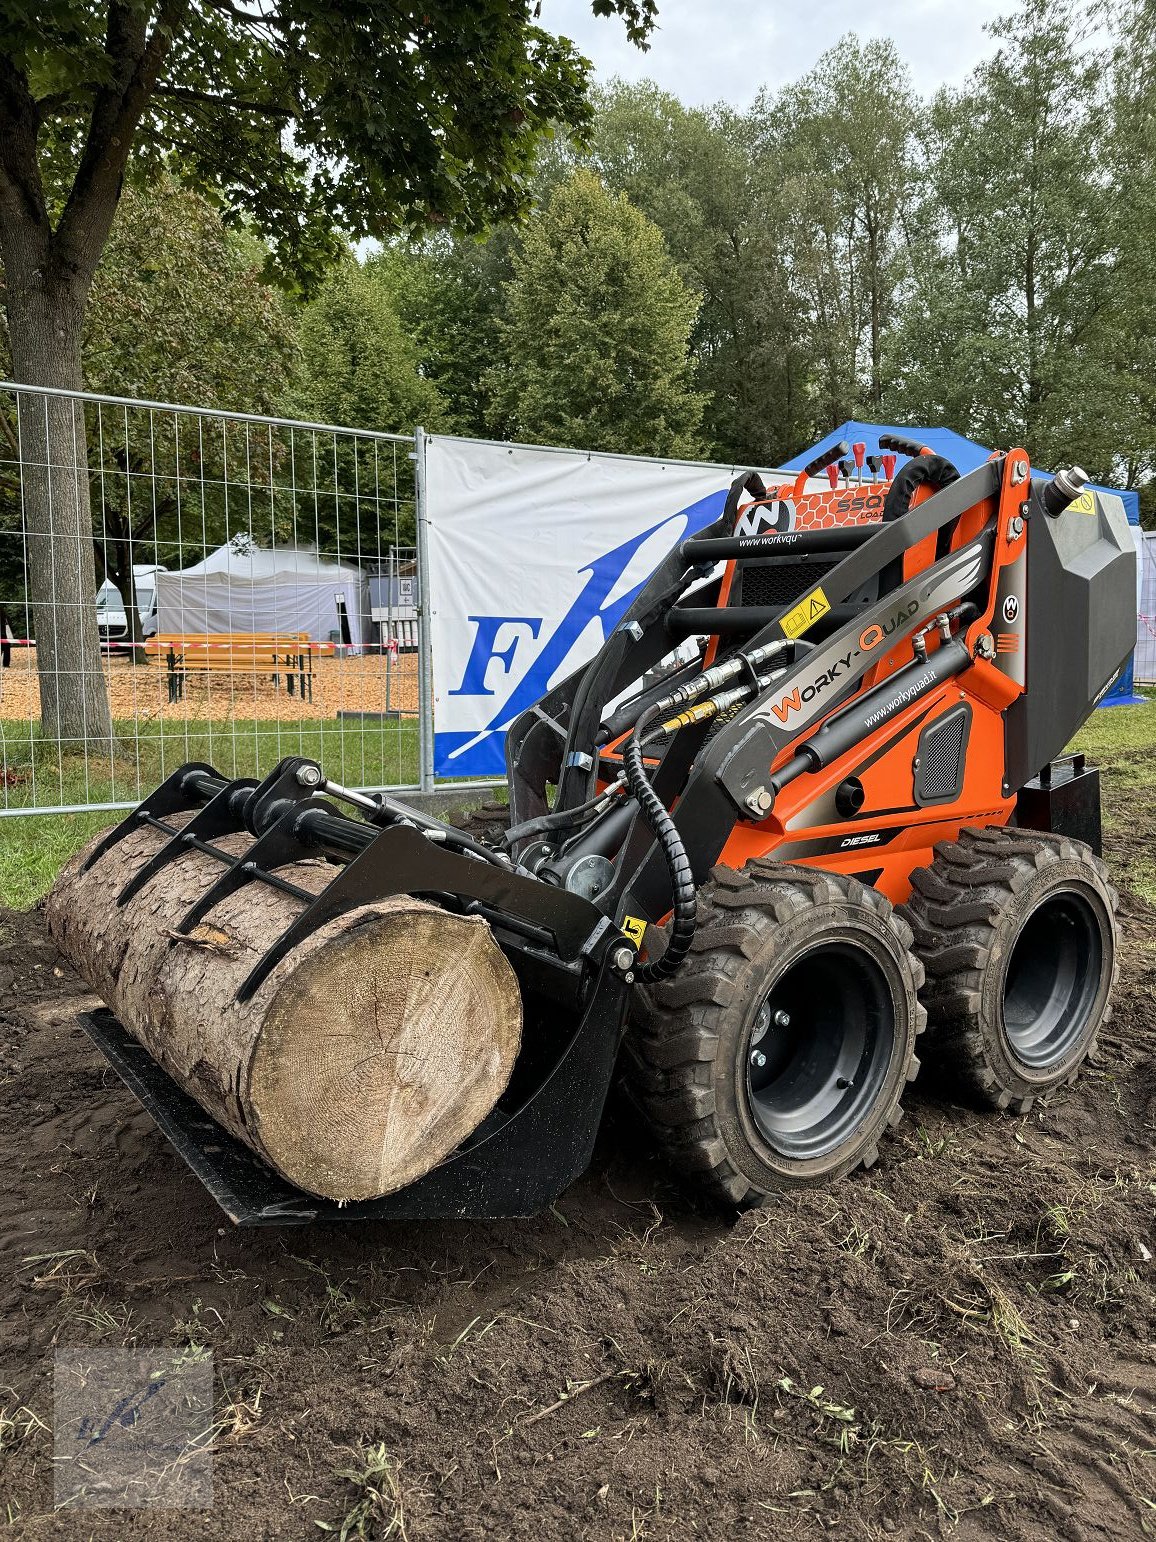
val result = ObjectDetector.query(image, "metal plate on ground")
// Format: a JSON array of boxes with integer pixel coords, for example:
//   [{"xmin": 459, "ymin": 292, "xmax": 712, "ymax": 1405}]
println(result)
[
  {"xmin": 76, "ymin": 966, "xmax": 629, "ymax": 1225},
  {"xmin": 78, "ymin": 1009, "xmax": 323, "ymax": 1225}
]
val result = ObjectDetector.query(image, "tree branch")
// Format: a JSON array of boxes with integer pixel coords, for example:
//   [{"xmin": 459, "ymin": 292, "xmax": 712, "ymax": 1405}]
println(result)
[
  {"xmin": 154, "ymin": 85, "xmax": 295, "ymax": 119},
  {"xmin": 0, "ymin": 404, "xmax": 20, "ymax": 459},
  {"xmin": 134, "ymin": 498, "xmax": 178, "ymax": 539},
  {"xmin": 199, "ymin": 0, "xmax": 291, "ymax": 34},
  {"xmin": 0, "ymin": 56, "xmax": 51, "ymax": 246},
  {"xmin": 32, "ymin": 90, "xmax": 91, "ymax": 118},
  {"xmin": 54, "ymin": 0, "xmax": 193, "ymax": 284}
]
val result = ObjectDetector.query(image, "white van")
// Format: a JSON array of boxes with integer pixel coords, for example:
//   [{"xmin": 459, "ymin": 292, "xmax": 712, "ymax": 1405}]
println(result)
[{"xmin": 96, "ymin": 564, "xmax": 168, "ymax": 646}]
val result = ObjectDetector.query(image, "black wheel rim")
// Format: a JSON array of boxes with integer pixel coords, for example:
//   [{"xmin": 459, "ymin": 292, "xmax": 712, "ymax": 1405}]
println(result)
[
  {"xmin": 744, "ymin": 941, "xmax": 896, "ymax": 1161},
  {"xmin": 1002, "ymin": 887, "xmax": 1104, "ymax": 1070}
]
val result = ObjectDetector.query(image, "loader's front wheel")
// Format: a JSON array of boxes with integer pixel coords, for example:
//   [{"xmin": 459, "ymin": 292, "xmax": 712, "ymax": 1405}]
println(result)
[
  {"xmin": 627, "ymin": 862, "xmax": 926, "ymax": 1207},
  {"xmin": 901, "ymin": 828, "xmax": 1118, "ymax": 1112}
]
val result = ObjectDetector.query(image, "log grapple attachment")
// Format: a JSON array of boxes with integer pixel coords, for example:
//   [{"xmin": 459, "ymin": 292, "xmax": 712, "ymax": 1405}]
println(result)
[{"xmin": 49, "ymin": 443, "xmax": 1136, "ymax": 1221}]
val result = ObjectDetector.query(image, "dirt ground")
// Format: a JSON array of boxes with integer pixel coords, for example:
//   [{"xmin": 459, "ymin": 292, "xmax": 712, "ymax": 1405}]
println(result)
[
  {"xmin": 1, "ymin": 850, "xmax": 1154, "ymax": 1537},
  {"xmin": 0, "ymin": 647, "xmax": 419, "ymax": 724}
]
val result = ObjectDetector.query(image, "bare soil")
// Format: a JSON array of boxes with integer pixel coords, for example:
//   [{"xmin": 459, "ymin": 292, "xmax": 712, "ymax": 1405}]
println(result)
[{"xmin": 1, "ymin": 851, "xmax": 1154, "ymax": 1538}]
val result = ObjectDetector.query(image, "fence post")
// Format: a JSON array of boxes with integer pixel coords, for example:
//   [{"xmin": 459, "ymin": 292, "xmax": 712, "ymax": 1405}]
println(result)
[{"xmin": 413, "ymin": 426, "xmax": 436, "ymax": 793}]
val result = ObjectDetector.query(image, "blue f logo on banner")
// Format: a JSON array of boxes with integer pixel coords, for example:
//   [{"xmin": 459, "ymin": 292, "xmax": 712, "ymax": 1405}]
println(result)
[{"xmin": 435, "ymin": 487, "xmax": 727, "ymax": 776}]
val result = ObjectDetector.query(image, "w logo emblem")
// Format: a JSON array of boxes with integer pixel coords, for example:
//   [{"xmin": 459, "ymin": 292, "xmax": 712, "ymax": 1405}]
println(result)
[{"xmin": 735, "ymin": 498, "xmax": 795, "ymax": 538}]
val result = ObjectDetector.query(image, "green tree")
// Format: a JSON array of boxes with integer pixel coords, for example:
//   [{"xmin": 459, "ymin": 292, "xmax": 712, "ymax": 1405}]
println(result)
[
  {"xmin": 885, "ymin": 1, "xmax": 1116, "ymax": 475},
  {"xmin": 374, "ymin": 237, "xmax": 512, "ymax": 438},
  {"xmin": 84, "ymin": 182, "xmax": 297, "ymax": 409},
  {"xmin": 1093, "ymin": 0, "xmax": 1156, "ymax": 517},
  {"xmin": 291, "ymin": 260, "xmax": 446, "ymax": 549},
  {"xmin": 1, "ymin": 179, "xmax": 299, "ymax": 649},
  {"xmin": 591, "ymin": 82, "xmax": 806, "ymax": 464},
  {"xmin": 294, "ymin": 262, "xmax": 443, "ymax": 438},
  {"xmin": 0, "ymin": 0, "xmax": 656, "ymax": 741},
  {"xmin": 371, "ymin": 137, "xmax": 578, "ymax": 439},
  {"xmin": 754, "ymin": 37, "xmax": 917, "ymax": 429},
  {"xmin": 84, "ymin": 180, "xmax": 299, "ymax": 649},
  {"xmin": 489, "ymin": 169, "xmax": 704, "ymax": 456}
]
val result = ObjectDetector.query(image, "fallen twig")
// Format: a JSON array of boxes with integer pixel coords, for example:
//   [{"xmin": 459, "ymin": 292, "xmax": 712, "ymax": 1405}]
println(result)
[{"xmin": 521, "ymin": 1371, "xmax": 620, "ymax": 1428}]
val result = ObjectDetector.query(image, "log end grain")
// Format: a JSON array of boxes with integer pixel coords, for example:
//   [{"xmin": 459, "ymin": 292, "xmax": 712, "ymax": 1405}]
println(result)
[{"xmin": 250, "ymin": 906, "xmax": 523, "ymax": 1201}]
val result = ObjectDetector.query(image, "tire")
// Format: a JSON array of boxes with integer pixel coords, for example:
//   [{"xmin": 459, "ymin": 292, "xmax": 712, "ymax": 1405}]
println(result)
[
  {"xmin": 625, "ymin": 860, "xmax": 926, "ymax": 1207},
  {"xmin": 445, "ymin": 798, "xmax": 511, "ymax": 848},
  {"xmin": 900, "ymin": 827, "xmax": 1119, "ymax": 1112}
]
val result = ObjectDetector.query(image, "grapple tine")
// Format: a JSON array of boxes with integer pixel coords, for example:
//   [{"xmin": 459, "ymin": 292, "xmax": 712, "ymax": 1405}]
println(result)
[
  {"xmin": 115, "ymin": 777, "xmax": 259, "ymax": 906},
  {"xmin": 172, "ymin": 801, "xmax": 341, "ymax": 936},
  {"xmin": 80, "ymin": 761, "xmax": 222, "ymax": 872}
]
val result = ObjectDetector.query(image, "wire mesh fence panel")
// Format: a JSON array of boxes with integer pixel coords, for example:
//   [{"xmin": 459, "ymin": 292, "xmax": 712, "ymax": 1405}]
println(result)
[
  {"xmin": 0, "ymin": 382, "xmax": 423, "ymax": 816},
  {"xmin": 1138, "ymin": 532, "xmax": 1156, "ymax": 686}
]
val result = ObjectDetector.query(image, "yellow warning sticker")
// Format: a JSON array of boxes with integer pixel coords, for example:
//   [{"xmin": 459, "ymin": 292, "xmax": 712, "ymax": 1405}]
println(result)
[
  {"xmin": 621, "ymin": 915, "xmax": 647, "ymax": 947},
  {"xmin": 1068, "ymin": 489, "xmax": 1096, "ymax": 515},
  {"xmin": 780, "ymin": 585, "xmax": 831, "ymax": 639}
]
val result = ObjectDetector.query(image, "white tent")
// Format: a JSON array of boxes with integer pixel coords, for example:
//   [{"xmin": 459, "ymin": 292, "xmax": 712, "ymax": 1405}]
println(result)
[{"xmin": 155, "ymin": 543, "xmax": 373, "ymax": 645}]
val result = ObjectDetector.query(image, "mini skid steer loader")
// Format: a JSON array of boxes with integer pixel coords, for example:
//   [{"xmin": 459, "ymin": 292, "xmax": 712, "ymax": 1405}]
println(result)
[{"xmin": 48, "ymin": 435, "xmax": 1136, "ymax": 1223}]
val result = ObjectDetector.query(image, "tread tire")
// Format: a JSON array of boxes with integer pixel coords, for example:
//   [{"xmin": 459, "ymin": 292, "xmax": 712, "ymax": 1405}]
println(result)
[
  {"xmin": 625, "ymin": 860, "xmax": 926, "ymax": 1207},
  {"xmin": 445, "ymin": 799, "xmax": 511, "ymax": 848},
  {"xmin": 899, "ymin": 826, "xmax": 1119, "ymax": 1112}
]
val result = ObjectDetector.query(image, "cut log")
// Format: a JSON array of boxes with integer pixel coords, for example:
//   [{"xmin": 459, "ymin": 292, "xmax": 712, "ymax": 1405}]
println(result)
[{"xmin": 45, "ymin": 820, "xmax": 523, "ymax": 1202}]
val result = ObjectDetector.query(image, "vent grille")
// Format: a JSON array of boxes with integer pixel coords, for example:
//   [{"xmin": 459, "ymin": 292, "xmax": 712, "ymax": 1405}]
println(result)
[
  {"xmin": 737, "ymin": 558, "xmax": 838, "ymax": 611},
  {"xmin": 914, "ymin": 704, "xmax": 971, "ymax": 805}
]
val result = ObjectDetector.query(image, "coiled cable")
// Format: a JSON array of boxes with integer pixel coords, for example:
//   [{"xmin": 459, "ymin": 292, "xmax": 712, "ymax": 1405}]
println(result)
[{"xmin": 622, "ymin": 704, "xmax": 697, "ymax": 981}]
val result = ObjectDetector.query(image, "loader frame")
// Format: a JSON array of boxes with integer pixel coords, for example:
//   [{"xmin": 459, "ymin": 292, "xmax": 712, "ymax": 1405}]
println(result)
[
  {"xmin": 505, "ymin": 446, "xmax": 1132, "ymax": 952},
  {"xmin": 507, "ymin": 456, "xmax": 1013, "ymax": 932}
]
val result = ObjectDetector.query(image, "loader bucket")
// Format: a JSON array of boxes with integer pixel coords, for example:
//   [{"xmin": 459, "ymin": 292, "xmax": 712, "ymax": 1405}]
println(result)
[{"xmin": 46, "ymin": 757, "xmax": 635, "ymax": 1224}]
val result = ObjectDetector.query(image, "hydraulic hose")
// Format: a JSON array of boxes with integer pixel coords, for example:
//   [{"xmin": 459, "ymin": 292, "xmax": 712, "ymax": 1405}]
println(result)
[
  {"xmin": 505, "ymin": 776, "xmax": 627, "ymax": 848},
  {"xmin": 623, "ymin": 704, "xmax": 697, "ymax": 982}
]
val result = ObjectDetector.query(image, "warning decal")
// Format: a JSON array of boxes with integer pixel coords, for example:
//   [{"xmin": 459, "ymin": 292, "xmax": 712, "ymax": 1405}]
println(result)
[
  {"xmin": 621, "ymin": 916, "xmax": 647, "ymax": 947},
  {"xmin": 780, "ymin": 586, "xmax": 831, "ymax": 640},
  {"xmin": 1068, "ymin": 489, "xmax": 1096, "ymax": 515}
]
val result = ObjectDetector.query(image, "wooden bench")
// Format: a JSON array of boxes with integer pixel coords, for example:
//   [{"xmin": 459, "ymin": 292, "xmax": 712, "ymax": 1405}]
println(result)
[{"xmin": 145, "ymin": 632, "xmax": 316, "ymax": 703}]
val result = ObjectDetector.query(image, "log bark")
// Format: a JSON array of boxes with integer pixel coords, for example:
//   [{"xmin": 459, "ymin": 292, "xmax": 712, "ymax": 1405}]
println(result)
[{"xmin": 46, "ymin": 819, "xmax": 523, "ymax": 1201}]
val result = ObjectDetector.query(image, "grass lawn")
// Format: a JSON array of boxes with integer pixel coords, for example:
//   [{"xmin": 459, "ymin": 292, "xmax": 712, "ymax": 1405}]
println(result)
[
  {"xmin": 0, "ymin": 716, "xmax": 422, "ymax": 909},
  {"xmin": 1069, "ymin": 694, "xmax": 1156, "ymax": 903},
  {"xmin": 1, "ymin": 700, "xmax": 1152, "ymax": 911}
]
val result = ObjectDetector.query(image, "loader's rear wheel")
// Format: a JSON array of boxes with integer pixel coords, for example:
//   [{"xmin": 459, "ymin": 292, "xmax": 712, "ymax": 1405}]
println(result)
[
  {"xmin": 627, "ymin": 862, "xmax": 925, "ymax": 1207},
  {"xmin": 901, "ymin": 828, "xmax": 1119, "ymax": 1111}
]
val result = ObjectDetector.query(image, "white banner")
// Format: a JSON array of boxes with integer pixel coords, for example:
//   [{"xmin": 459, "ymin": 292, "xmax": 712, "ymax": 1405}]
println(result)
[{"xmin": 425, "ymin": 435, "xmax": 786, "ymax": 777}]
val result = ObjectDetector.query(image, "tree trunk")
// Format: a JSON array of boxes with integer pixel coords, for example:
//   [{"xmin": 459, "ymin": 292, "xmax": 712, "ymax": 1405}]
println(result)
[
  {"xmin": 2, "ymin": 0, "xmax": 189, "ymax": 740},
  {"xmin": 7, "ymin": 267, "xmax": 114, "ymax": 745},
  {"xmin": 45, "ymin": 818, "xmax": 524, "ymax": 1202}
]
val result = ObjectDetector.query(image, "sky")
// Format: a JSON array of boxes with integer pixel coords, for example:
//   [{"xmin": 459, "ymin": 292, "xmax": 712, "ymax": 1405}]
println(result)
[{"xmin": 537, "ymin": 0, "xmax": 1011, "ymax": 107}]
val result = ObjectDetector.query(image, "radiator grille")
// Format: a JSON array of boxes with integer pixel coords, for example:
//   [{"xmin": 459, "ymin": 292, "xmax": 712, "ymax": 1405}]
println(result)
[{"xmin": 914, "ymin": 704, "xmax": 970, "ymax": 805}]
